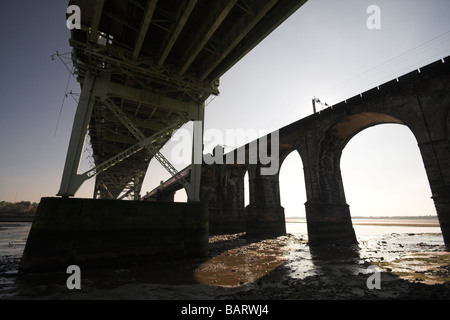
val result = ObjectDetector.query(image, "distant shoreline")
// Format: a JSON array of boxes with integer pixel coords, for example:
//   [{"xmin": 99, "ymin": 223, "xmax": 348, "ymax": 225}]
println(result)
[
  {"xmin": 351, "ymin": 221, "xmax": 440, "ymax": 227},
  {"xmin": 1, "ymin": 214, "xmax": 440, "ymax": 225},
  {"xmin": 286, "ymin": 215, "xmax": 438, "ymax": 220},
  {"xmin": 285, "ymin": 216, "xmax": 440, "ymax": 227},
  {"xmin": 0, "ymin": 212, "xmax": 35, "ymax": 222}
]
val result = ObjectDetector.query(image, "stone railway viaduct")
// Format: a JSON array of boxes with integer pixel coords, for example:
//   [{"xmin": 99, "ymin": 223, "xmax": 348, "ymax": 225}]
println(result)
[{"xmin": 147, "ymin": 57, "xmax": 450, "ymax": 247}]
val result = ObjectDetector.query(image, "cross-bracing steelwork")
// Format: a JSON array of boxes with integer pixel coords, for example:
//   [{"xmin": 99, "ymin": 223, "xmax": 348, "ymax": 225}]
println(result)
[{"xmin": 58, "ymin": 0, "xmax": 308, "ymax": 201}]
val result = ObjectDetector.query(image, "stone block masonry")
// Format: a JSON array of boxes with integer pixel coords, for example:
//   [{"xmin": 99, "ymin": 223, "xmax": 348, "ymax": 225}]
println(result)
[
  {"xmin": 136, "ymin": 57, "xmax": 450, "ymax": 249},
  {"xmin": 19, "ymin": 198, "xmax": 208, "ymax": 272}
]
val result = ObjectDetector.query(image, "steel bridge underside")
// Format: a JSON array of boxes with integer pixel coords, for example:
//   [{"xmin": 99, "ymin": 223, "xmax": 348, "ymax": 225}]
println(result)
[{"xmin": 60, "ymin": 0, "xmax": 308, "ymax": 200}]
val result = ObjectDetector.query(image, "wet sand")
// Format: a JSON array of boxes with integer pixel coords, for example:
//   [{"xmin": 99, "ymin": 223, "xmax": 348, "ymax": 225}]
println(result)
[{"xmin": 1, "ymin": 226, "xmax": 450, "ymax": 300}]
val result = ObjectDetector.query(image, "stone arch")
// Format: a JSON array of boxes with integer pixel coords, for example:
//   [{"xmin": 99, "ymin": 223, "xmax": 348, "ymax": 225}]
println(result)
[
  {"xmin": 323, "ymin": 112, "xmax": 404, "ymax": 195},
  {"xmin": 243, "ymin": 170, "xmax": 250, "ymax": 207},
  {"xmin": 303, "ymin": 112, "xmax": 410, "ymax": 244},
  {"xmin": 279, "ymin": 147, "xmax": 301, "ymax": 169},
  {"xmin": 341, "ymin": 123, "xmax": 434, "ymax": 219},
  {"xmin": 322, "ymin": 112, "xmax": 405, "ymax": 154},
  {"xmin": 278, "ymin": 148, "xmax": 307, "ymax": 219},
  {"xmin": 319, "ymin": 109, "xmax": 444, "ymax": 240}
]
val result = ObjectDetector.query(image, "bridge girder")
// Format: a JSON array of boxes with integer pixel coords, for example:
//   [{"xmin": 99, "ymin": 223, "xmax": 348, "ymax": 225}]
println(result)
[{"xmin": 60, "ymin": 0, "xmax": 308, "ymax": 199}]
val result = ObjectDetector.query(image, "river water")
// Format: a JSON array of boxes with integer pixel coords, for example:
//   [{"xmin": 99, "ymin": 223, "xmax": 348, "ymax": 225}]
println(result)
[{"xmin": 0, "ymin": 218, "xmax": 448, "ymax": 300}]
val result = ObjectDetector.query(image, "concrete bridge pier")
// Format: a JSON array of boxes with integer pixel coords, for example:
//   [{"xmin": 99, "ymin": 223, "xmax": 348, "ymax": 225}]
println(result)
[
  {"xmin": 246, "ymin": 167, "xmax": 286, "ymax": 237},
  {"xmin": 152, "ymin": 188, "xmax": 176, "ymax": 202},
  {"xmin": 155, "ymin": 191, "xmax": 175, "ymax": 202},
  {"xmin": 19, "ymin": 198, "xmax": 209, "ymax": 272}
]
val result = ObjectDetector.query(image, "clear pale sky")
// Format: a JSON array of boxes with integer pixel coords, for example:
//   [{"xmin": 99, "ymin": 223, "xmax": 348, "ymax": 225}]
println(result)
[{"xmin": 1, "ymin": 1, "xmax": 450, "ymax": 217}]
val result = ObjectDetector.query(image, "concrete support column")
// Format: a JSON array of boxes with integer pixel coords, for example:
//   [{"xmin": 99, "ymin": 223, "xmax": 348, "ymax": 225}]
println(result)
[
  {"xmin": 246, "ymin": 170, "xmax": 285, "ymax": 237},
  {"xmin": 419, "ymin": 139, "xmax": 450, "ymax": 248}
]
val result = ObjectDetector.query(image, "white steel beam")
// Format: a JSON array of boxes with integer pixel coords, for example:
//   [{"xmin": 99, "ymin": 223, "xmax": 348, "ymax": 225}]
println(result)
[
  {"xmin": 57, "ymin": 72, "xmax": 98, "ymax": 197},
  {"xmin": 186, "ymin": 103, "xmax": 205, "ymax": 201}
]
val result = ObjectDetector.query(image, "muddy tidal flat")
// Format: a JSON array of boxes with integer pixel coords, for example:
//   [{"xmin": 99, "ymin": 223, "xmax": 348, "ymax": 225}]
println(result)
[{"xmin": 1, "ymin": 221, "xmax": 450, "ymax": 301}]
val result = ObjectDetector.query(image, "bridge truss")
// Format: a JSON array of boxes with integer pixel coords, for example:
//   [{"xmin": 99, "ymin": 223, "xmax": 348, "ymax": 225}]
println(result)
[{"xmin": 58, "ymin": 0, "xmax": 307, "ymax": 200}]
